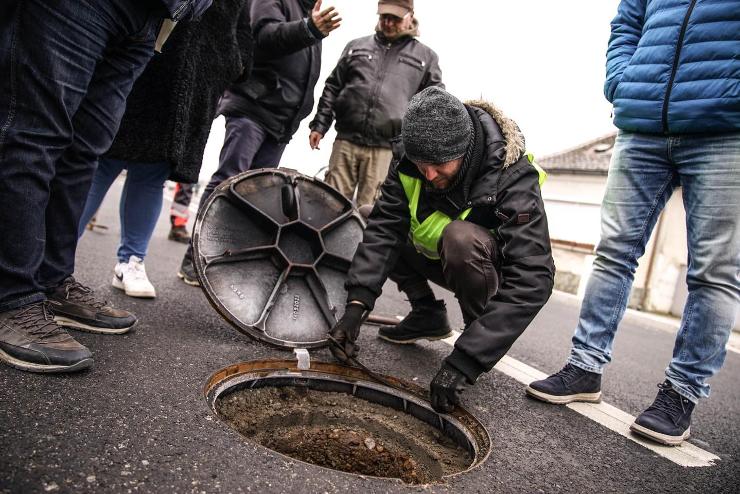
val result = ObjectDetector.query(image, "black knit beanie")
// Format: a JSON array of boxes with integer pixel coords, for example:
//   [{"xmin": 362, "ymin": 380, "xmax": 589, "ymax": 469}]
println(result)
[{"xmin": 402, "ymin": 87, "xmax": 472, "ymax": 164}]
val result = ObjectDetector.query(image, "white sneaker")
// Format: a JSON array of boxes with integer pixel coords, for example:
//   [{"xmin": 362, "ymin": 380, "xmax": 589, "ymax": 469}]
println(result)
[{"xmin": 112, "ymin": 256, "xmax": 156, "ymax": 298}]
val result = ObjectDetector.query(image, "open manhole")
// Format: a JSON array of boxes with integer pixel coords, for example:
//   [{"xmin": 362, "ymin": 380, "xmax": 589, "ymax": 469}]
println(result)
[{"xmin": 206, "ymin": 360, "xmax": 491, "ymax": 485}]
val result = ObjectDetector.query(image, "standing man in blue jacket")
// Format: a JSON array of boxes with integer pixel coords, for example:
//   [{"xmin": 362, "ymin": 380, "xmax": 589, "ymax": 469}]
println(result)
[
  {"xmin": 0, "ymin": 0, "xmax": 212, "ymax": 374},
  {"xmin": 527, "ymin": 0, "xmax": 740, "ymax": 445}
]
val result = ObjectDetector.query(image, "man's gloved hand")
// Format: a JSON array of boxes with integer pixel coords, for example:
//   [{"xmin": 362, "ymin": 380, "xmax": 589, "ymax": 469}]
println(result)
[
  {"xmin": 328, "ymin": 302, "xmax": 367, "ymax": 364},
  {"xmin": 430, "ymin": 362, "xmax": 468, "ymax": 413}
]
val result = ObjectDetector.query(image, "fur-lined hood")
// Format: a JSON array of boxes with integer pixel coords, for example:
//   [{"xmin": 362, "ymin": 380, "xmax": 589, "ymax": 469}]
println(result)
[{"xmin": 465, "ymin": 99, "xmax": 525, "ymax": 168}]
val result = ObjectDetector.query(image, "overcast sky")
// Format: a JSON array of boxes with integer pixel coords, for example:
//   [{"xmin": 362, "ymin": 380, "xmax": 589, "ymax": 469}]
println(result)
[{"xmin": 201, "ymin": 0, "xmax": 621, "ymax": 180}]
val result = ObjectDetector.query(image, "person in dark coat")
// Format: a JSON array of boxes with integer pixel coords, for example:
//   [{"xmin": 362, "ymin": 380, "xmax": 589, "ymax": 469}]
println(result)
[
  {"xmin": 0, "ymin": 0, "xmax": 212, "ymax": 374},
  {"xmin": 527, "ymin": 0, "xmax": 740, "ymax": 446},
  {"xmin": 328, "ymin": 87, "xmax": 555, "ymax": 413},
  {"xmin": 308, "ymin": 0, "xmax": 443, "ymax": 207},
  {"xmin": 176, "ymin": 0, "xmax": 342, "ymax": 285},
  {"xmin": 77, "ymin": 0, "xmax": 253, "ymax": 299}
]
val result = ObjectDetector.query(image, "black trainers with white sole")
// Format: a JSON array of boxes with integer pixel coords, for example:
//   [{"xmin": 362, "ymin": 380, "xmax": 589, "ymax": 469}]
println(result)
[
  {"xmin": 48, "ymin": 277, "xmax": 137, "ymax": 334},
  {"xmin": 630, "ymin": 380, "xmax": 694, "ymax": 446},
  {"xmin": 526, "ymin": 363, "xmax": 602, "ymax": 404},
  {"xmin": 177, "ymin": 257, "xmax": 200, "ymax": 287}
]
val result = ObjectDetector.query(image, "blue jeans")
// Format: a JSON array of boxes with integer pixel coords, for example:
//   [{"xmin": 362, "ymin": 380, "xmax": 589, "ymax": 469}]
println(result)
[
  {"xmin": 78, "ymin": 159, "xmax": 171, "ymax": 262},
  {"xmin": 569, "ymin": 131, "xmax": 740, "ymax": 403},
  {"xmin": 0, "ymin": 0, "xmax": 161, "ymax": 311},
  {"xmin": 182, "ymin": 115, "xmax": 286, "ymax": 263}
]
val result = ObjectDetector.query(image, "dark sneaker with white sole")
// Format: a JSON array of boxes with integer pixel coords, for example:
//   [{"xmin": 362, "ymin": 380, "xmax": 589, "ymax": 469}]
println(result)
[
  {"xmin": 48, "ymin": 277, "xmax": 137, "ymax": 334},
  {"xmin": 377, "ymin": 300, "xmax": 453, "ymax": 344},
  {"xmin": 177, "ymin": 257, "xmax": 200, "ymax": 287},
  {"xmin": 526, "ymin": 363, "xmax": 602, "ymax": 404},
  {"xmin": 0, "ymin": 301, "xmax": 93, "ymax": 373},
  {"xmin": 630, "ymin": 380, "xmax": 694, "ymax": 446}
]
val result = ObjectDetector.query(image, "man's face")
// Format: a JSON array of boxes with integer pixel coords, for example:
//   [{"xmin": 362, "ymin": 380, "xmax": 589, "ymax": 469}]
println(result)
[
  {"xmin": 379, "ymin": 12, "xmax": 412, "ymax": 38},
  {"xmin": 412, "ymin": 157, "xmax": 464, "ymax": 189}
]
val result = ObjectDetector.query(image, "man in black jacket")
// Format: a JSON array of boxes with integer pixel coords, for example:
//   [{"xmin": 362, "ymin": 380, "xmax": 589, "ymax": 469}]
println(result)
[
  {"xmin": 308, "ymin": 0, "xmax": 443, "ymax": 207},
  {"xmin": 329, "ymin": 87, "xmax": 554, "ymax": 412},
  {"xmin": 177, "ymin": 0, "xmax": 340, "ymax": 284}
]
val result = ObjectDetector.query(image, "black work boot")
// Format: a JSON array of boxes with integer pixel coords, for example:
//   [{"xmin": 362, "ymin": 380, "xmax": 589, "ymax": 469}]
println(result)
[
  {"xmin": 378, "ymin": 299, "xmax": 453, "ymax": 344},
  {"xmin": 168, "ymin": 225, "xmax": 191, "ymax": 244},
  {"xmin": 177, "ymin": 255, "xmax": 200, "ymax": 287},
  {"xmin": 526, "ymin": 363, "xmax": 602, "ymax": 404},
  {"xmin": 0, "ymin": 301, "xmax": 93, "ymax": 373},
  {"xmin": 48, "ymin": 277, "xmax": 137, "ymax": 335},
  {"xmin": 630, "ymin": 380, "xmax": 695, "ymax": 446}
]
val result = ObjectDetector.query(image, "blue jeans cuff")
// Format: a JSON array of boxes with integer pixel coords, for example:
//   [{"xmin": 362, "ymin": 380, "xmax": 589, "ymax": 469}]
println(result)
[
  {"xmin": 567, "ymin": 355, "xmax": 604, "ymax": 375},
  {"xmin": 0, "ymin": 292, "xmax": 46, "ymax": 313}
]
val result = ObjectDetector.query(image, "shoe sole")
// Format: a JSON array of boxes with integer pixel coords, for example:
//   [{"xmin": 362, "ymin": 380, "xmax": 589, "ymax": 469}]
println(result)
[
  {"xmin": 629, "ymin": 422, "xmax": 690, "ymax": 446},
  {"xmin": 111, "ymin": 276, "xmax": 156, "ymax": 299},
  {"xmin": 177, "ymin": 270, "xmax": 200, "ymax": 287},
  {"xmin": 168, "ymin": 236, "xmax": 191, "ymax": 244},
  {"xmin": 54, "ymin": 316, "xmax": 135, "ymax": 335},
  {"xmin": 377, "ymin": 331, "xmax": 454, "ymax": 344},
  {"xmin": 525, "ymin": 386, "xmax": 602, "ymax": 404},
  {"xmin": 0, "ymin": 348, "xmax": 93, "ymax": 373}
]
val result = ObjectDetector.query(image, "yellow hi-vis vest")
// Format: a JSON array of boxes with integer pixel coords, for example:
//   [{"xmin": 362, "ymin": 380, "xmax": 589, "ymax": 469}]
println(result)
[{"xmin": 398, "ymin": 153, "xmax": 546, "ymax": 260}]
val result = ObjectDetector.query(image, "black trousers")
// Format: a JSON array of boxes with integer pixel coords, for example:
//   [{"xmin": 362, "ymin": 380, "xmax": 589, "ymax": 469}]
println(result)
[{"xmin": 389, "ymin": 220, "xmax": 500, "ymax": 326}]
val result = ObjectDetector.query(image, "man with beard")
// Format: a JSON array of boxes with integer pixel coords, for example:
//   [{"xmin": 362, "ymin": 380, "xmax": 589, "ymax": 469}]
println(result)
[{"xmin": 328, "ymin": 87, "xmax": 555, "ymax": 413}]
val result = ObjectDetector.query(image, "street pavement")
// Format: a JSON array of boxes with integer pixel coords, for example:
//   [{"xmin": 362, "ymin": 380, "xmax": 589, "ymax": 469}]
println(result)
[{"xmin": 1, "ymin": 178, "xmax": 738, "ymax": 493}]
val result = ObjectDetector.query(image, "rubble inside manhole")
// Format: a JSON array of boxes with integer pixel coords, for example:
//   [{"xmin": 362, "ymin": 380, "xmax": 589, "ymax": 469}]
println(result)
[{"xmin": 216, "ymin": 386, "xmax": 474, "ymax": 484}]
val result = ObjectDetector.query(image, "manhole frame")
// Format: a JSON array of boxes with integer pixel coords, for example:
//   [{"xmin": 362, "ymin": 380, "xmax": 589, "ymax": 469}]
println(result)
[{"xmin": 205, "ymin": 359, "xmax": 492, "ymax": 484}]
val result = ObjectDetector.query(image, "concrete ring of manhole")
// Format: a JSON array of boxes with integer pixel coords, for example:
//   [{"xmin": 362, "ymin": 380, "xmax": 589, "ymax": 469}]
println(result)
[{"xmin": 205, "ymin": 360, "xmax": 491, "ymax": 485}]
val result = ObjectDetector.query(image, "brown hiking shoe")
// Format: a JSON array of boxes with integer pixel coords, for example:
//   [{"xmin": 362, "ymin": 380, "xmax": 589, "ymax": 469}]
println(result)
[
  {"xmin": 48, "ymin": 277, "xmax": 137, "ymax": 335},
  {"xmin": 0, "ymin": 301, "xmax": 93, "ymax": 373}
]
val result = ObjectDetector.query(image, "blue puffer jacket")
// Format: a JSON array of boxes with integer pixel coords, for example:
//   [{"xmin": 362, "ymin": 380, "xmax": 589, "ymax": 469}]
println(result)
[{"xmin": 604, "ymin": 0, "xmax": 740, "ymax": 134}]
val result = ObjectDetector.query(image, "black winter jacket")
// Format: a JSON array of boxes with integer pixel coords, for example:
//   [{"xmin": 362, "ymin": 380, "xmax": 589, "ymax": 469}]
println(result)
[
  {"xmin": 309, "ymin": 30, "xmax": 443, "ymax": 148},
  {"xmin": 106, "ymin": 0, "xmax": 252, "ymax": 183},
  {"xmin": 345, "ymin": 101, "xmax": 555, "ymax": 381},
  {"xmin": 218, "ymin": 0, "xmax": 324, "ymax": 143}
]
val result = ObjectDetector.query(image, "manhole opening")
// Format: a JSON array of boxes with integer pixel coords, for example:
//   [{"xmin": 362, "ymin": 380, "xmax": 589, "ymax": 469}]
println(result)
[{"xmin": 207, "ymin": 365, "xmax": 490, "ymax": 485}]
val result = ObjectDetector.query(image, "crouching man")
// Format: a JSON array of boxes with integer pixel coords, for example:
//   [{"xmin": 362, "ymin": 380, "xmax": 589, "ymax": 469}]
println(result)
[{"xmin": 328, "ymin": 87, "xmax": 555, "ymax": 412}]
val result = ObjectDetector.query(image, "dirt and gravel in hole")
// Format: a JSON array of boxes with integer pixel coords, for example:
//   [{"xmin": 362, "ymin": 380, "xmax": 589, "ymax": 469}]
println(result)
[{"xmin": 216, "ymin": 386, "xmax": 473, "ymax": 484}]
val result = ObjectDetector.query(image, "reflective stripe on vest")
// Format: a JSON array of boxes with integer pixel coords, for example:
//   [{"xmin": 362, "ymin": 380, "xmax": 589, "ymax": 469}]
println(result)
[
  {"xmin": 399, "ymin": 172, "xmax": 471, "ymax": 260},
  {"xmin": 398, "ymin": 154, "xmax": 546, "ymax": 260}
]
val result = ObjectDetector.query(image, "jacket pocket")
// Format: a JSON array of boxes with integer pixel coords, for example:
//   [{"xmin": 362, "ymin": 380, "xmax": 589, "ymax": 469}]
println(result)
[
  {"xmin": 399, "ymin": 55, "xmax": 425, "ymax": 71},
  {"xmin": 242, "ymin": 72, "xmax": 281, "ymax": 100},
  {"xmin": 347, "ymin": 48, "xmax": 375, "ymax": 61}
]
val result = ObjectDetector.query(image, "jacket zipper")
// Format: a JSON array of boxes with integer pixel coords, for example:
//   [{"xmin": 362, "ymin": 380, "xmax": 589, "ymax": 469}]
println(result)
[
  {"xmin": 661, "ymin": 0, "xmax": 697, "ymax": 134},
  {"xmin": 172, "ymin": 0, "xmax": 192, "ymax": 21}
]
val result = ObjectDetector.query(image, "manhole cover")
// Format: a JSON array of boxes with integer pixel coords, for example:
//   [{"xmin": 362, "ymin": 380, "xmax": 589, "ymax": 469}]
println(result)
[
  {"xmin": 206, "ymin": 361, "xmax": 491, "ymax": 485},
  {"xmin": 192, "ymin": 169, "xmax": 364, "ymax": 348}
]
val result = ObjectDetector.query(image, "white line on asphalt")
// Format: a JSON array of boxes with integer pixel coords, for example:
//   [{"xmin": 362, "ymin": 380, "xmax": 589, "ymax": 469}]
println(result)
[{"xmin": 440, "ymin": 331, "xmax": 720, "ymax": 468}]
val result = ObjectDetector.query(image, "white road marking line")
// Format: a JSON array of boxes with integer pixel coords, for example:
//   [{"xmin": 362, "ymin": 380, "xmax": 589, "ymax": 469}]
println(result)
[{"xmin": 440, "ymin": 330, "xmax": 720, "ymax": 468}]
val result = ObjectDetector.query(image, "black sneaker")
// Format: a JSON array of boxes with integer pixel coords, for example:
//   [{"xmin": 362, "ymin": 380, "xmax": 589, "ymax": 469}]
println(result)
[
  {"xmin": 377, "ymin": 300, "xmax": 453, "ymax": 344},
  {"xmin": 526, "ymin": 363, "xmax": 602, "ymax": 404},
  {"xmin": 0, "ymin": 301, "xmax": 93, "ymax": 373},
  {"xmin": 177, "ymin": 257, "xmax": 200, "ymax": 287},
  {"xmin": 168, "ymin": 225, "xmax": 191, "ymax": 244},
  {"xmin": 48, "ymin": 277, "xmax": 137, "ymax": 335},
  {"xmin": 630, "ymin": 380, "xmax": 695, "ymax": 446}
]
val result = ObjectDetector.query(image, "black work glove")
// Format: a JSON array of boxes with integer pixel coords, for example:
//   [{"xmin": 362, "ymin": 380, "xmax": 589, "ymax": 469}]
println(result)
[
  {"xmin": 328, "ymin": 303, "xmax": 367, "ymax": 364},
  {"xmin": 430, "ymin": 362, "xmax": 468, "ymax": 413}
]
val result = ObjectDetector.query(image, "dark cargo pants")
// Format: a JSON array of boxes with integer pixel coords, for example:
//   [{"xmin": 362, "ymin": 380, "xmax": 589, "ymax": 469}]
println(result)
[{"xmin": 389, "ymin": 220, "xmax": 501, "ymax": 325}]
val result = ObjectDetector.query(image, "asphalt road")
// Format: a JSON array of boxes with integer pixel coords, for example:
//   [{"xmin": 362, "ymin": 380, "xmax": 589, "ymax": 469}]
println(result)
[{"xmin": 1, "ymin": 179, "xmax": 738, "ymax": 493}]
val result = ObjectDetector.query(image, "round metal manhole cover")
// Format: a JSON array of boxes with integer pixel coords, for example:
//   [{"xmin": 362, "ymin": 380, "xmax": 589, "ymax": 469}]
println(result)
[
  {"xmin": 192, "ymin": 169, "xmax": 365, "ymax": 348},
  {"xmin": 205, "ymin": 361, "xmax": 491, "ymax": 485}
]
